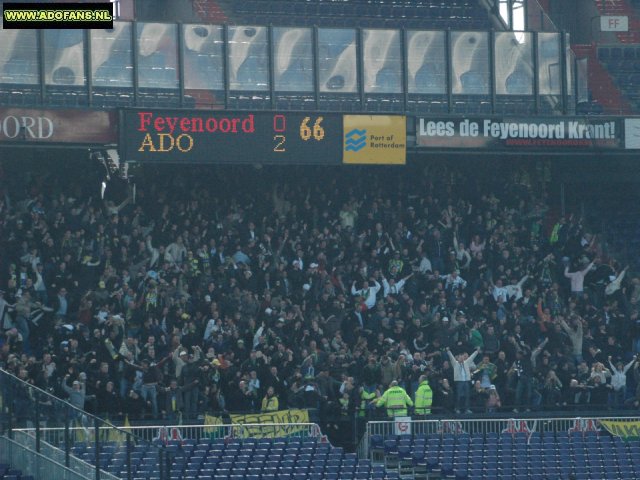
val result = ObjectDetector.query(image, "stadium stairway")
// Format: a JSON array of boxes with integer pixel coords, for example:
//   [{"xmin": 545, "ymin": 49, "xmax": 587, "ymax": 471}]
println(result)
[
  {"xmin": 593, "ymin": 0, "xmax": 640, "ymax": 43},
  {"xmin": 192, "ymin": 0, "xmax": 228, "ymax": 24},
  {"xmin": 572, "ymin": 43, "xmax": 633, "ymax": 114}
]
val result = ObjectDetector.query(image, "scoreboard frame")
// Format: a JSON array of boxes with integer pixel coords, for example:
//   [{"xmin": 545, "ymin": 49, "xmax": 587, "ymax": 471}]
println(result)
[{"xmin": 119, "ymin": 109, "xmax": 344, "ymax": 165}]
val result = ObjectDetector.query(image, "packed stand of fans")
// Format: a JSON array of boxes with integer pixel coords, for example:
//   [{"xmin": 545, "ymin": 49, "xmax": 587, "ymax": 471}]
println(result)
[{"xmin": 1, "ymin": 161, "xmax": 639, "ymax": 431}]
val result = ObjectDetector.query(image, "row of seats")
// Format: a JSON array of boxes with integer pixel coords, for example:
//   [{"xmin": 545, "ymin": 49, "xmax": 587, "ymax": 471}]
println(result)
[
  {"xmin": 231, "ymin": 0, "xmax": 489, "ymax": 29},
  {"xmin": 374, "ymin": 432, "xmax": 640, "ymax": 480},
  {"xmin": 71, "ymin": 436, "xmax": 391, "ymax": 480},
  {"xmin": 0, "ymin": 85, "xmax": 198, "ymax": 108},
  {"xmin": 597, "ymin": 45, "xmax": 640, "ymax": 113},
  {"xmin": 234, "ymin": 0, "xmax": 487, "ymax": 19}
]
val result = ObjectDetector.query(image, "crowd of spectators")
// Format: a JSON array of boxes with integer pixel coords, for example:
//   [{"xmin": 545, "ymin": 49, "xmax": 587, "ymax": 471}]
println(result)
[{"xmin": 1, "ymin": 160, "xmax": 639, "ymax": 430}]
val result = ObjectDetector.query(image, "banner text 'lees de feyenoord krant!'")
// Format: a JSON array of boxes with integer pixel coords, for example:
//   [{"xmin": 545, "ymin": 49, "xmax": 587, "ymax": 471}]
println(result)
[
  {"xmin": 416, "ymin": 117, "xmax": 640, "ymax": 150},
  {"xmin": 3, "ymin": 3, "xmax": 113, "ymax": 29}
]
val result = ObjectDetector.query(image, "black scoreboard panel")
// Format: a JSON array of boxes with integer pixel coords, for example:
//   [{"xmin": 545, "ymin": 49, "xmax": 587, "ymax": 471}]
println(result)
[{"xmin": 120, "ymin": 110, "xmax": 343, "ymax": 165}]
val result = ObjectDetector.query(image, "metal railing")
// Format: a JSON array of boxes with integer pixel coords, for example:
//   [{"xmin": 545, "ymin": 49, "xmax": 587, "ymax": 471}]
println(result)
[
  {"xmin": 359, "ymin": 415, "xmax": 640, "ymax": 459},
  {"xmin": 0, "ymin": 368, "xmax": 166, "ymax": 480},
  {"xmin": 12, "ymin": 422, "xmax": 325, "ymax": 444},
  {"xmin": 11, "ymin": 430, "xmax": 119, "ymax": 480},
  {"xmin": 0, "ymin": 435, "xmax": 90, "ymax": 480}
]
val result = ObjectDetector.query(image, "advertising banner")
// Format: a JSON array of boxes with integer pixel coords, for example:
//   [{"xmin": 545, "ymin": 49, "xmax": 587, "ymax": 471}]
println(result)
[
  {"xmin": 0, "ymin": 107, "xmax": 117, "ymax": 144},
  {"xmin": 343, "ymin": 115, "xmax": 406, "ymax": 164},
  {"xmin": 599, "ymin": 420, "xmax": 640, "ymax": 440},
  {"xmin": 416, "ymin": 117, "xmax": 639, "ymax": 150}
]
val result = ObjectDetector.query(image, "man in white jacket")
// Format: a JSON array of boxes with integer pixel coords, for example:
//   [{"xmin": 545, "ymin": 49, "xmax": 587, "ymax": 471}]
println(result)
[
  {"xmin": 382, "ymin": 273, "xmax": 413, "ymax": 298},
  {"xmin": 351, "ymin": 279, "xmax": 381, "ymax": 311},
  {"xmin": 609, "ymin": 354, "xmax": 637, "ymax": 408},
  {"xmin": 447, "ymin": 346, "xmax": 480, "ymax": 414}
]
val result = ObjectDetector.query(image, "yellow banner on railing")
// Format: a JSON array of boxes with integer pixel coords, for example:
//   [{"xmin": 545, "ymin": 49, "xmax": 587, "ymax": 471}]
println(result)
[
  {"xmin": 204, "ymin": 409, "xmax": 310, "ymax": 438},
  {"xmin": 203, "ymin": 414, "xmax": 223, "ymax": 434},
  {"xmin": 599, "ymin": 420, "xmax": 640, "ymax": 440}
]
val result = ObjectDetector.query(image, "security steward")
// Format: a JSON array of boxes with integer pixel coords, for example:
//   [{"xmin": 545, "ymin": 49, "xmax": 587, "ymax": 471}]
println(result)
[
  {"xmin": 359, "ymin": 386, "xmax": 378, "ymax": 418},
  {"xmin": 414, "ymin": 375, "xmax": 433, "ymax": 416},
  {"xmin": 375, "ymin": 380, "xmax": 413, "ymax": 417}
]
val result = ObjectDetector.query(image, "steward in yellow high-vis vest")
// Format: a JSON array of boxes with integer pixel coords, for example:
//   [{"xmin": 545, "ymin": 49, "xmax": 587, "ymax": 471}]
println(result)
[
  {"xmin": 414, "ymin": 375, "xmax": 433, "ymax": 415},
  {"xmin": 376, "ymin": 381, "xmax": 413, "ymax": 417},
  {"xmin": 359, "ymin": 387, "xmax": 377, "ymax": 418}
]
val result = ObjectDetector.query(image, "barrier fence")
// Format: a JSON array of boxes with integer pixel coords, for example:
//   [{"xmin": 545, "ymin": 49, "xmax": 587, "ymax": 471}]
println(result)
[
  {"xmin": 0, "ymin": 368, "xmax": 165, "ymax": 480},
  {"xmin": 0, "ymin": 435, "xmax": 91, "ymax": 480},
  {"xmin": 359, "ymin": 416, "xmax": 640, "ymax": 459},
  {"xmin": 12, "ymin": 422, "xmax": 324, "ymax": 446}
]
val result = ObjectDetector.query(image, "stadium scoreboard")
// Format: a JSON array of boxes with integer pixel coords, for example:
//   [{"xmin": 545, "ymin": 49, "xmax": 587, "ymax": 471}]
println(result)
[{"xmin": 120, "ymin": 109, "xmax": 407, "ymax": 165}]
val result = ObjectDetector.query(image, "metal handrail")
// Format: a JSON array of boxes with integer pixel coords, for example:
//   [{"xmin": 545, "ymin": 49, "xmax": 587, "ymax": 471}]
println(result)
[
  {"xmin": 13, "ymin": 422, "xmax": 326, "ymax": 444},
  {"xmin": 0, "ymin": 435, "xmax": 92, "ymax": 480},
  {"xmin": 360, "ymin": 415, "xmax": 640, "ymax": 459},
  {"xmin": 0, "ymin": 368, "xmax": 147, "ymax": 443}
]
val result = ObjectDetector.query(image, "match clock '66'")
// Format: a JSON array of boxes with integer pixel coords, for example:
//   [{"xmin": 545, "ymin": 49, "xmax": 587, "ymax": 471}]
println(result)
[{"xmin": 120, "ymin": 109, "xmax": 343, "ymax": 165}]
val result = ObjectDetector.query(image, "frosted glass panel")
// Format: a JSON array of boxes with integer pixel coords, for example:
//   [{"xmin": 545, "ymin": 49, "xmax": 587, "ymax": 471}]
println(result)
[
  {"xmin": 273, "ymin": 27, "xmax": 313, "ymax": 92},
  {"xmin": 495, "ymin": 32, "xmax": 533, "ymax": 95},
  {"xmin": 362, "ymin": 29, "xmax": 402, "ymax": 93},
  {"xmin": 228, "ymin": 26, "xmax": 269, "ymax": 91},
  {"xmin": 451, "ymin": 31, "xmax": 489, "ymax": 95},
  {"xmin": 0, "ymin": 28, "xmax": 38, "ymax": 84},
  {"xmin": 406, "ymin": 30, "xmax": 446, "ymax": 94},
  {"xmin": 44, "ymin": 30, "xmax": 85, "ymax": 86},
  {"xmin": 318, "ymin": 28, "xmax": 357, "ymax": 93},
  {"xmin": 538, "ymin": 32, "xmax": 561, "ymax": 95},
  {"xmin": 183, "ymin": 24, "xmax": 224, "ymax": 90},
  {"xmin": 137, "ymin": 23, "xmax": 178, "ymax": 89},
  {"xmin": 91, "ymin": 22, "xmax": 133, "ymax": 87}
]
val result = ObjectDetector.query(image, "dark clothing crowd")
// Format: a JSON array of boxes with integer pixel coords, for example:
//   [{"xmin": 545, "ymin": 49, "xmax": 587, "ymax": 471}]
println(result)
[{"xmin": 1, "ymin": 161, "xmax": 640, "ymax": 427}]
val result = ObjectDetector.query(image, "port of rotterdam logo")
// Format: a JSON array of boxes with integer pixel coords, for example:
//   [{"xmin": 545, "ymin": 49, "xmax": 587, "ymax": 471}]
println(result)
[{"xmin": 345, "ymin": 128, "xmax": 367, "ymax": 152}]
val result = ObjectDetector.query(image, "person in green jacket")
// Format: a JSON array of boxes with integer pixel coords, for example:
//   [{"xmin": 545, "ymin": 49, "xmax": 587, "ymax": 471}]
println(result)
[
  {"xmin": 414, "ymin": 375, "xmax": 433, "ymax": 415},
  {"xmin": 375, "ymin": 380, "xmax": 413, "ymax": 417}
]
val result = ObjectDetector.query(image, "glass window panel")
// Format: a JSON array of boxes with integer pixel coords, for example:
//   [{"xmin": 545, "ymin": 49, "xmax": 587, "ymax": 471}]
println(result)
[
  {"xmin": 137, "ymin": 22, "xmax": 178, "ymax": 89},
  {"xmin": 362, "ymin": 29, "xmax": 401, "ymax": 93},
  {"xmin": 406, "ymin": 31, "xmax": 446, "ymax": 94},
  {"xmin": 273, "ymin": 27, "xmax": 313, "ymax": 92},
  {"xmin": 576, "ymin": 57, "xmax": 588, "ymax": 104},
  {"xmin": 183, "ymin": 24, "xmax": 224, "ymax": 90},
  {"xmin": 450, "ymin": 31, "xmax": 489, "ymax": 95},
  {"xmin": 91, "ymin": 22, "xmax": 133, "ymax": 87},
  {"xmin": 43, "ymin": 30, "xmax": 85, "ymax": 86},
  {"xmin": 0, "ymin": 28, "xmax": 38, "ymax": 84},
  {"xmin": 566, "ymin": 33, "xmax": 573, "ymax": 95},
  {"xmin": 318, "ymin": 28, "xmax": 357, "ymax": 93},
  {"xmin": 495, "ymin": 31, "xmax": 533, "ymax": 95},
  {"xmin": 538, "ymin": 32, "xmax": 561, "ymax": 95},
  {"xmin": 499, "ymin": 0, "xmax": 510, "ymax": 27},
  {"xmin": 228, "ymin": 26, "xmax": 269, "ymax": 91}
]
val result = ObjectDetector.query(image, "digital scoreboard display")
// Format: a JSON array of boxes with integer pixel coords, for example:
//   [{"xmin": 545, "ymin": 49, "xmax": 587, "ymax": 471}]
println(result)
[{"xmin": 120, "ymin": 110, "xmax": 344, "ymax": 165}]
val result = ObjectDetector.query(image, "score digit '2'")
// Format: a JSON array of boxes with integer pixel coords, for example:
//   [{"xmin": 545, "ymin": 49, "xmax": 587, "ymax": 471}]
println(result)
[{"xmin": 272, "ymin": 114, "xmax": 326, "ymax": 153}]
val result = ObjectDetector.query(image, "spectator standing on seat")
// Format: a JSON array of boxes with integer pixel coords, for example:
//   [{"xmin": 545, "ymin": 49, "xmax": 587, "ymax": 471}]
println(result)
[
  {"xmin": 608, "ymin": 355, "xmax": 637, "ymax": 408},
  {"xmin": 447, "ymin": 346, "xmax": 480, "ymax": 414},
  {"xmin": 564, "ymin": 259, "xmax": 595, "ymax": 297}
]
